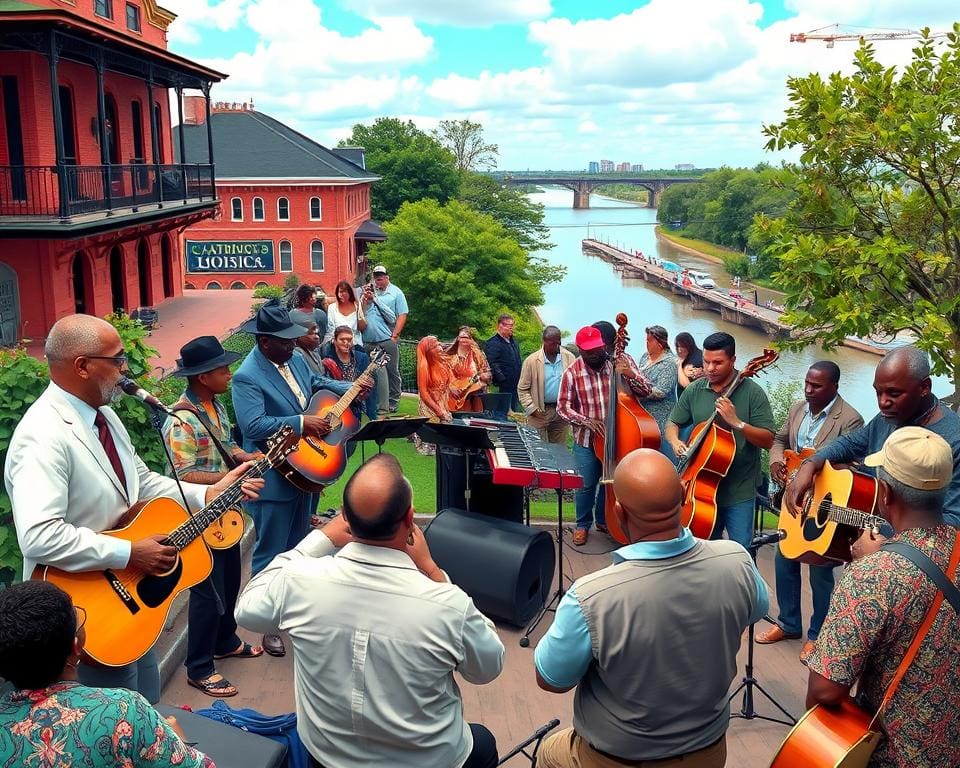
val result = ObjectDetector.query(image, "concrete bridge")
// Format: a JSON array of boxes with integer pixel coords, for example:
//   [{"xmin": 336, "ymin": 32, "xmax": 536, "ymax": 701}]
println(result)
[{"xmin": 501, "ymin": 175, "xmax": 701, "ymax": 209}]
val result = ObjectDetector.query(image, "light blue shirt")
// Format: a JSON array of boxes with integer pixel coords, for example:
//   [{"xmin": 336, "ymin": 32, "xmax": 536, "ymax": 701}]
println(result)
[
  {"xmin": 534, "ymin": 529, "xmax": 769, "ymax": 688},
  {"xmin": 797, "ymin": 396, "xmax": 837, "ymax": 449},
  {"xmin": 543, "ymin": 354, "xmax": 564, "ymax": 404},
  {"xmin": 361, "ymin": 282, "xmax": 408, "ymax": 344}
]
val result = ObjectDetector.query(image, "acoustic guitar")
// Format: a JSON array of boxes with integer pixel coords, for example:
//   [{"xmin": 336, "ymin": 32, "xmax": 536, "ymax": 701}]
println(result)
[
  {"xmin": 280, "ymin": 349, "xmax": 389, "ymax": 492},
  {"xmin": 778, "ymin": 458, "xmax": 883, "ymax": 565},
  {"xmin": 448, "ymin": 373, "xmax": 485, "ymax": 412},
  {"xmin": 33, "ymin": 426, "xmax": 297, "ymax": 667},
  {"xmin": 769, "ymin": 699, "xmax": 882, "ymax": 768},
  {"xmin": 202, "ymin": 508, "xmax": 245, "ymax": 550}
]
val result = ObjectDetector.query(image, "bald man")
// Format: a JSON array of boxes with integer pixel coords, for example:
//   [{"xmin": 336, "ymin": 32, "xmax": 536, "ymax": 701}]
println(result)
[
  {"xmin": 4, "ymin": 314, "xmax": 261, "ymax": 702},
  {"xmin": 236, "ymin": 454, "xmax": 504, "ymax": 768},
  {"xmin": 534, "ymin": 449, "xmax": 768, "ymax": 768}
]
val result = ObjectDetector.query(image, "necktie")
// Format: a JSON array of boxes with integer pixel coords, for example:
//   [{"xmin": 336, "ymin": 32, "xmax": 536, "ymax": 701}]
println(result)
[
  {"xmin": 94, "ymin": 410, "xmax": 127, "ymax": 491},
  {"xmin": 279, "ymin": 363, "xmax": 307, "ymax": 409}
]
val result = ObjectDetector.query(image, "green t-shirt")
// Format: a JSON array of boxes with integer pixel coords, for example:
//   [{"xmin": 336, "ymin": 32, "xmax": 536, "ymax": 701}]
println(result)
[{"xmin": 668, "ymin": 376, "xmax": 776, "ymax": 506}]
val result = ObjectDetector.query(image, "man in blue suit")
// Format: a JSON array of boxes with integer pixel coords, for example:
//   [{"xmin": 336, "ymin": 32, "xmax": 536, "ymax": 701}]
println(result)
[{"xmin": 232, "ymin": 299, "xmax": 373, "ymax": 656}]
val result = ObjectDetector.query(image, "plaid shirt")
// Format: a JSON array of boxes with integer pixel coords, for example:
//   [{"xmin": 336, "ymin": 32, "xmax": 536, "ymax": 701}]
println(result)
[
  {"xmin": 557, "ymin": 356, "xmax": 650, "ymax": 448},
  {"xmin": 164, "ymin": 391, "xmax": 239, "ymax": 479}
]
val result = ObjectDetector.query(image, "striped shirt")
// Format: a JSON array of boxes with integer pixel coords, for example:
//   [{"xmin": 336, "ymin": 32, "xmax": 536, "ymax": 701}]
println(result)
[{"xmin": 557, "ymin": 356, "xmax": 651, "ymax": 448}]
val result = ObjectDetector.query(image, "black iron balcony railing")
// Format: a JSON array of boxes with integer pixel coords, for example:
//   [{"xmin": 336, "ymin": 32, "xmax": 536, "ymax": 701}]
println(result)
[{"xmin": 0, "ymin": 163, "xmax": 215, "ymax": 219}]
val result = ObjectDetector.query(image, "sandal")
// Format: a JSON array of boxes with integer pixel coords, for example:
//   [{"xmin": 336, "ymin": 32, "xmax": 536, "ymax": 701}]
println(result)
[
  {"xmin": 214, "ymin": 642, "xmax": 263, "ymax": 660},
  {"xmin": 188, "ymin": 674, "xmax": 238, "ymax": 698}
]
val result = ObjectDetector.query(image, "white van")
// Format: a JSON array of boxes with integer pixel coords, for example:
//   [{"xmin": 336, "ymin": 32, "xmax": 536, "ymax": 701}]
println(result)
[{"xmin": 688, "ymin": 270, "xmax": 716, "ymax": 289}]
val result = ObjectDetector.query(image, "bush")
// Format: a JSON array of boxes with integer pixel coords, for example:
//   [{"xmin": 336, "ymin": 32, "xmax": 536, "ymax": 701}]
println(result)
[{"xmin": 253, "ymin": 284, "xmax": 285, "ymax": 300}]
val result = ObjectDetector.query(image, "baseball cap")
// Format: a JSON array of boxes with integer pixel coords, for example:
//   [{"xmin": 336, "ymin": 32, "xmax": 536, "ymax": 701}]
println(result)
[
  {"xmin": 372, "ymin": 265, "xmax": 388, "ymax": 275},
  {"xmin": 575, "ymin": 326, "xmax": 606, "ymax": 351},
  {"xmin": 864, "ymin": 426, "xmax": 953, "ymax": 490}
]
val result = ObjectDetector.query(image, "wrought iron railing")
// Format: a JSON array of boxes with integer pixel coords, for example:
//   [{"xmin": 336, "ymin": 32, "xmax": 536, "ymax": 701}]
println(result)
[{"xmin": 0, "ymin": 163, "xmax": 215, "ymax": 219}]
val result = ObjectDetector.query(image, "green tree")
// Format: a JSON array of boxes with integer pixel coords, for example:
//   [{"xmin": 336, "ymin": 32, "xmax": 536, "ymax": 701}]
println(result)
[
  {"xmin": 760, "ymin": 27, "xmax": 960, "ymax": 394},
  {"xmin": 458, "ymin": 173, "xmax": 554, "ymax": 253},
  {"xmin": 340, "ymin": 117, "xmax": 459, "ymax": 221},
  {"xmin": 368, "ymin": 199, "xmax": 544, "ymax": 339},
  {"xmin": 432, "ymin": 119, "xmax": 499, "ymax": 171}
]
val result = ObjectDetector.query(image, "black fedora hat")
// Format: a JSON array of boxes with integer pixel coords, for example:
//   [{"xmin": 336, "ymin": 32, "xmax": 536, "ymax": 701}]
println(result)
[
  {"xmin": 239, "ymin": 298, "xmax": 307, "ymax": 339},
  {"xmin": 172, "ymin": 336, "xmax": 241, "ymax": 377}
]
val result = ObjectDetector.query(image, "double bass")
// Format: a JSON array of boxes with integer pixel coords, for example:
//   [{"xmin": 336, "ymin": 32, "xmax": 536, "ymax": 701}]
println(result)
[
  {"xmin": 593, "ymin": 313, "xmax": 661, "ymax": 544},
  {"xmin": 676, "ymin": 348, "xmax": 778, "ymax": 539}
]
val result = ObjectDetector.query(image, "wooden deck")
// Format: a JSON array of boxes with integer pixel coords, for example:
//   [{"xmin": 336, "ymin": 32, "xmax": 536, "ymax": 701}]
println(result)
[{"xmin": 162, "ymin": 530, "xmax": 822, "ymax": 767}]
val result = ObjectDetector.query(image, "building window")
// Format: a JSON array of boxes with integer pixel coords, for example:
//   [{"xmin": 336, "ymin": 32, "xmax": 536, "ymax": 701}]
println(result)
[
  {"xmin": 207, "ymin": 281, "xmax": 222, "ymax": 290},
  {"xmin": 184, "ymin": 282, "xmax": 196, "ymax": 290},
  {"xmin": 253, "ymin": 197, "xmax": 264, "ymax": 221},
  {"xmin": 309, "ymin": 197, "xmax": 321, "ymax": 220},
  {"xmin": 277, "ymin": 197, "xmax": 289, "ymax": 221},
  {"xmin": 310, "ymin": 240, "xmax": 324, "ymax": 272},
  {"xmin": 230, "ymin": 281, "xmax": 247, "ymax": 289},
  {"xmin": 94, "ymin": 0, "xmax": 113, "ymax": 19},
  {"xmin": 254, "ymin": 281, "xmax": 269, "ymax": 288},
  {"xmin": 230, "ymin": 197, "xmax": 243, "ymax": 220},
  {"xmin": 125, "ymin": 2, "xmax": 140, "ymax": 31},
  {"xmin": 279, "ymin": 241, "xmax": 292, "ymax": 272}
]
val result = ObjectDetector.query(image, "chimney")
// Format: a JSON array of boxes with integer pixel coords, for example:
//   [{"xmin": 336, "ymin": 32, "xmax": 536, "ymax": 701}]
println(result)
[{"xmin": 183, "ymin": 95, "xmax": 206, "ymax": 126}]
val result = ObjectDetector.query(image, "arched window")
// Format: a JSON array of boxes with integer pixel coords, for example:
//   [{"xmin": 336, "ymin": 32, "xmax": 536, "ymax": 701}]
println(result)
[
  {"xmin": 207, "ymin": 281, "xmax": 222, "ymax": 290},
  {"xmin": 277, "ymin": 197, "xmax": 289, "ymax": 221},
  {"xmin": 310, "ymin": 240, "xmax": 324, "ymax": 272},
  {"xmin": 254, "ymin": 281, "xmax": 269, "ymax": 288},
  {"xmin": 279, "ymin": 241, "xmax": 292, "ymax": 272},
  {"xmin": 230, "ymin": 281, "xmax": 247, "ymax": 289},
  {"xmin": 184, "ymin": 282, "xmax": 196, "ymax": 290},
  {"xmin": 309, "ymin": 197, "xmax": 321, "ymax": 220},
  {"xmin": 253, "ymin": 197, "xmax": 265, "ymax": 221},
  {"xmin": 231, "ymin": 197, "xmax": 242, "ymax": 221}
]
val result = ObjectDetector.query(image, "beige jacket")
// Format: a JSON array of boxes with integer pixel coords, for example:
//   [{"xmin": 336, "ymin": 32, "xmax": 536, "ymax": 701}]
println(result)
[
  {"xmin": 517, "ymin": 346, "xmax": 576, "ymax": 415},
  {"xmin": 769, "ymin": 394, "xmax": 864, "ymax": 465}
]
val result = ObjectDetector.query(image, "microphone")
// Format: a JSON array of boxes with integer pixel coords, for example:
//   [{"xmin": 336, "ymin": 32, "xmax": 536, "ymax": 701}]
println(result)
[
  {"xmin": 118, "ymin": 377, "xmax": 175, "ymax": 416},
  {"xmin": 751, "ymin": 530, "xmax": 785, "ymax": 548}
]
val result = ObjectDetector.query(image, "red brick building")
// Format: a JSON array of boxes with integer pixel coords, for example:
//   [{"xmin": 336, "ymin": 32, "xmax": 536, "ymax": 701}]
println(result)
[
  {"xmin": 0, "ymin": 0, "xmax": 224, "ymax": 345},
  {"xmin": 175, "ymin": 101, "xmax": 383, "ymax": 291}
]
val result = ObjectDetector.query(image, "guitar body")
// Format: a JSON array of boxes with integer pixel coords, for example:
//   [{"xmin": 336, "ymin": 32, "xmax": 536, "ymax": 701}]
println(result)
[
  {"xmin": 281, "ymin": 389, "xmax": 362, "ymax": 491},
  {"xmin": 778, "ymin": 461, "xmax": 879, "ymax": 565},
  {"xmin": 34, "ymin": 497, "xmax": 214, "ymax": 667},
  {"xmin": 448, "ymin": 376, "xmax": 484, "ymax": 412},
  {"xmin": 679, "ymin": 422, "xmax": 736, "ymax": 539},
  {"xmin": 769, "ymin": 700, "xmax": 881, "ymax": 768},
  {"xmin": 771, "ymin": 448, "xmax": 816, "ymax": 507},
  {"xmin": 202, "ymin": 509, "xmax": 245, "ymax": 550}
]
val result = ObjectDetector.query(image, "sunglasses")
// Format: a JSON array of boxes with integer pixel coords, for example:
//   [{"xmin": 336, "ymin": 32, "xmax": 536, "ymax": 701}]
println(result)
[{"xmin": 80, "ymin": 353, "xmax": 128, "ymax": 367}]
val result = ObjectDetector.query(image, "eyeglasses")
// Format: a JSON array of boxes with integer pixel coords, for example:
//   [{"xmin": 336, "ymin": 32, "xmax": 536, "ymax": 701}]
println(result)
[
  {"xmin": 74, "ymin": 605, "xmax": 87, "ymax": 635},
  {"xmin": 81, "ymin": 353, "xmax": 128, "ymax": 367}
]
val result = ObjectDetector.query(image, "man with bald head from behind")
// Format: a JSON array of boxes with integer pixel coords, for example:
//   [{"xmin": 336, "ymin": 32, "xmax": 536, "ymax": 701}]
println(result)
[{"xmin": 535, "ymin": 449, "xmax": 768, "ymax": 768}]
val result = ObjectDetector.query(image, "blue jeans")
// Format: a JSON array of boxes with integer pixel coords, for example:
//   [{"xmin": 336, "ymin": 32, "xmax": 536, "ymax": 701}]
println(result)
[
  {"xmin": 572, "ymin": 443, "xmax": 605, "ymax": 530},
  {"xmin": 711, "ymin": 498, "xmax": 755, "ymax": 550},
  {"xmin": 774, "ymin": 548, "xmax": 836, "ymax": 640}
]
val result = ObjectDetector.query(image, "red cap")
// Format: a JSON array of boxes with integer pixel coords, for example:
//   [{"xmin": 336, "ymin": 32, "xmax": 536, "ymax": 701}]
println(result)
[{"xmin": 575, "ymin": 326, "xmax": 606, "ymax": 351}]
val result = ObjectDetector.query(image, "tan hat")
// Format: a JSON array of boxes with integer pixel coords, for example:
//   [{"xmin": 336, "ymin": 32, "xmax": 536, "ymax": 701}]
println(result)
[{"xmin": 864, "ymin": 427, "xmax": 953, "ymax": 491}]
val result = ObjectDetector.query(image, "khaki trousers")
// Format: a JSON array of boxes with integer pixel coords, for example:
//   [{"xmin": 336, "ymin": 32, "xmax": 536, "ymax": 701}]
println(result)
[
  {"xmin": 537, "ymin": 728, "xmax": 726, "ymax": 768},
  {"xmin": 527, "ymin": 405, "xmax": 570, "ymax": 444}
]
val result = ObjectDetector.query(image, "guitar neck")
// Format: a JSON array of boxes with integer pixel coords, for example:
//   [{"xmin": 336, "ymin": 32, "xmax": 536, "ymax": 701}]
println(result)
[
  {"xmin": 827, "ymin": 504, "xmax": 886, "ymax": 532},
  {"xmin": 326, "ymin": 360, "xmax": 380, "ymax": 419}
]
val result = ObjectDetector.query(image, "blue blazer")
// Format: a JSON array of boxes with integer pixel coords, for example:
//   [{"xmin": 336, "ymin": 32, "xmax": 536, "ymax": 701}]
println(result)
[{"xmin": 232, "ymin": 346, "xmax": 351, "ymax": 501}]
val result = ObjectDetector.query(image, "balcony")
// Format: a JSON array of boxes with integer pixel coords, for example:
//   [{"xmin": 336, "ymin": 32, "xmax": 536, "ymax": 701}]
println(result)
[{"xmin": 0, "ymin": 163, "xmax": 217, "ymax": 234}]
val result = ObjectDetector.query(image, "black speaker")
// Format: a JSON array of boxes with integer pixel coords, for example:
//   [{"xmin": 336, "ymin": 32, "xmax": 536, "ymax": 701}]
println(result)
[{"xmin": 425, "ymin": 508, "xmax": 555, "ymax": 626}]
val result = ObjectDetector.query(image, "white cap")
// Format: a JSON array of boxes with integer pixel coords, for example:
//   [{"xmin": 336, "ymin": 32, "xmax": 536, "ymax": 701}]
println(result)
[
  {"xmin": 372, "ymin": 264, "xmax": 388, "ymax": 275},
  {"xmin": 864, "ymin": 427, "xmax": 953, "ymax": 490}
]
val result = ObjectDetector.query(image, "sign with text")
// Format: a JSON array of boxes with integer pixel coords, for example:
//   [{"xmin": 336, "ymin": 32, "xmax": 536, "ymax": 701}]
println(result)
[{"xmin": 186, "ymin": 240, "xmax": 275, "ymax": 273}]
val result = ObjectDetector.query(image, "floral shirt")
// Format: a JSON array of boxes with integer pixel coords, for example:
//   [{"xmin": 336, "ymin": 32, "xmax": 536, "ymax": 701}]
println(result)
[
  {"xmin": 806, "ymin": 525, "xmax": 960, "ymax": 768},
  {"xmin": 0, "ymin": 682, "xmax": 214, "ymax": 767}
]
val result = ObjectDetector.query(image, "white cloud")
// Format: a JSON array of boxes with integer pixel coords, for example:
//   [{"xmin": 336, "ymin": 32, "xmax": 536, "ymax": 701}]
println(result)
[
  {"xmin": 342, "ymin": 0, "xmax": 552, "ymax": 27},
  {"xmin": 427, "ymin": 68, "xmax": 555, "ymax": 109},
  {"xmin": 164, "ymin": 0, "xmax": 249, "ymax": 45},
  {"xmin": 578, "ymin": 119, "xmax": 599, "ymax": 134}
]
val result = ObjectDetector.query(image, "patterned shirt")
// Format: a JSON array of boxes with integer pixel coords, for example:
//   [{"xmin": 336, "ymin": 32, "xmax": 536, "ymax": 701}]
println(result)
[
  {"xmin": 0, "ymin": 682, "xmax": 214, "ymax": 767},
  {"xmin": 165, "ymin": 392, "xmax": 240, "ymax": 479},
  {"xmin": 557, "ymin": 356, "xmax": 651, "ymax": 448},
  {"xmin": 806, "ymin": 525, "xmax": 960, "ymax": 768}
]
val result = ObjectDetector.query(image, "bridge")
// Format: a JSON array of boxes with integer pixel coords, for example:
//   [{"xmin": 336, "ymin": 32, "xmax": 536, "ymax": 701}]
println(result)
[{"xmin": 499, "ymin": 174, "xmax": 701, "ymax": 209}]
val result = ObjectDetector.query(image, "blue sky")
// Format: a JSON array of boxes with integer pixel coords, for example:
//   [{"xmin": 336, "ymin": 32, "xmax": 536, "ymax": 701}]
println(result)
[{"xmin": 162, "ymin": 0, "xmax": 956, "ymax": 170}]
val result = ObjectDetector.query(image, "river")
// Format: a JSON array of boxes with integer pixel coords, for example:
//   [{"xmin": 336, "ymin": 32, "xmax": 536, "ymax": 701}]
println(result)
[{"xmin": 531, "ymin": 187, "xmax": 948, "ymax": 419}]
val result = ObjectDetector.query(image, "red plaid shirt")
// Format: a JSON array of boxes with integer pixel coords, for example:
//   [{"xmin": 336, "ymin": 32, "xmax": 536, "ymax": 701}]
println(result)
[{"xmin": 557, "ymin": 356, "xmax": 650, "ymax": 448}]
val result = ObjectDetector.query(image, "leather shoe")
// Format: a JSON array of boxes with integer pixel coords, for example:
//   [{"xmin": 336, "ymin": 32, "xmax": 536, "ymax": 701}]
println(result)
[
  {"xmin": 572, "ymin": 529, "xmax": 588, "ymax": 546},
  {"xmin": 799, "ymin": 640, "xmax": 816, "ymax": 665},
  {"xmin": 595, "ymin": 524, "xmax": 609, "ymax": 535},
  {"xmin": 755, "ymin": 625, "xmax": 801, "ymax": 644},
  {"xmin": 262, "ymin": 633, "xmax": 285, "ymax": 657}
]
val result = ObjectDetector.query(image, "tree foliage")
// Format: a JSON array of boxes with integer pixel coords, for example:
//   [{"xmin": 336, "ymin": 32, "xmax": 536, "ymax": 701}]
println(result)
[
  {"xmin": 368, "ymin": 199, "xmax": 544, "ymax": 340},
  {"xmin": 340, "ymin": 118, "xmax": 460, "ymax": 221},
  {"xmin": 432, "ymin": 119, "xmax": 499, "ymax": 171},
  {"xmin": 457, "ymin": 173, "xmax": 554, "ymax": 254},
  {"xmin": 760, "ymin": 27, "xmax": 960, "ymax": 392}
]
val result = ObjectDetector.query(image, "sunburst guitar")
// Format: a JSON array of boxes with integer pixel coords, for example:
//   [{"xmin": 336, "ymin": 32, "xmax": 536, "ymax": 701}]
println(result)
[
  {"xmin": 33, "ymin": 426, "xmax": 297, "ymax": 667},
  {"xmin": 769, "ymin": 699, "xmax": 882, "ymax": 768}
]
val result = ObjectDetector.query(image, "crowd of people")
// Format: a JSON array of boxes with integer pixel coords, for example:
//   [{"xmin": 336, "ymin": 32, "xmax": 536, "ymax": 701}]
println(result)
[{"xmin": 1, "ymin": 295, "xmax": 959, "ymax": 767}]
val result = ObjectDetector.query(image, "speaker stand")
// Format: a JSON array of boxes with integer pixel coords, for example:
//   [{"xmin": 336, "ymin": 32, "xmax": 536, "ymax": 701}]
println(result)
[{"xmin": 520, "ymin": 487, "xmax": 568, "ymax": 647}]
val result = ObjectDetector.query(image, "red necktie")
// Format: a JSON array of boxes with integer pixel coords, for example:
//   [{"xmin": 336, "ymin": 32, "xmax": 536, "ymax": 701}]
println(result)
[{"xmin": 94, "ymin": 410, "xmax": 127, "ymax": 491}]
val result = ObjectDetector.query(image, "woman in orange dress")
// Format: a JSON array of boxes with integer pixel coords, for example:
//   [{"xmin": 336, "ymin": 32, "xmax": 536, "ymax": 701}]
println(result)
[
  {"xmin": 444, "ymin": 326, "xmax": 492, "ymax": 413},
  {"xmin": 413, "ymin": 336, "xmax": 454, "ymax": 455}
]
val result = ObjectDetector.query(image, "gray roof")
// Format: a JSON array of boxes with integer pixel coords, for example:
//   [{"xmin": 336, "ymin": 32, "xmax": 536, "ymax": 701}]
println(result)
[
  {"xmin": 174, "ymin": 111, "xmax": 377, "ymax": 181},
  {"xmin": 332, "ymin": 147, "xmax": 366, "ymax": 169}
]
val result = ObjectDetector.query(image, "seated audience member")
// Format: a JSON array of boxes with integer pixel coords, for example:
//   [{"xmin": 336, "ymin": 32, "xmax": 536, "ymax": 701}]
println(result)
[
  {"xmin": 0, "ymin": 581, "xmax": 214, "ymax": 767},
  {"xmin": 236, "ymin": 454, "xmax": 504, "ymax": 768},
  {"xmin": 535, "ymin": 449, "xmax": 768, "ymax": 768},
  {"xmin": 322, "ymin": 325, "xmax": 377, "ymax": 420},
  {"xmin": 805, "ymin": 428, "xmax": 960, "ymax": 768}
]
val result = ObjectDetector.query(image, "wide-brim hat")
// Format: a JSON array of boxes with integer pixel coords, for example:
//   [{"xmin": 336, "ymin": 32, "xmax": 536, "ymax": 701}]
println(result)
[
  {"xmin": 172, "ymin": 335, "xmax": 240, "ymax": 377},
  {"xmin": 239, "ymin": 298, "xmax": 307, "ymax": 339}
]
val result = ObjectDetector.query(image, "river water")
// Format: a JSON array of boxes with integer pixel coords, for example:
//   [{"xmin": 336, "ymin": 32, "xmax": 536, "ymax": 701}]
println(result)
[{"xmin": 531, "ymin": 187, "xmax": 946, "ymax": 419}]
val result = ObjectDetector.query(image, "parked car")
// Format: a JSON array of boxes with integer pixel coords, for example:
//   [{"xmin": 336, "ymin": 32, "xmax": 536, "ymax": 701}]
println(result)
[{"xmin": 688, "ymin": 270, "xmax": 716, "ymax": 289}]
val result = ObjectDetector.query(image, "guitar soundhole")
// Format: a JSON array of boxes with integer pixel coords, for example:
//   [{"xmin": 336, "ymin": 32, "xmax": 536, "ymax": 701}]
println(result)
[
  {"xmin": 816, "ymin": 493, "xmax": 833, "ymax": 526},
  {"xmin": 136, "ymin": 557, "xmax": 184, "ymax": 608}
]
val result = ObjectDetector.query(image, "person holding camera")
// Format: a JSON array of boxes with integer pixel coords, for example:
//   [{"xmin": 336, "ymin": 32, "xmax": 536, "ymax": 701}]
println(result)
[{"xmin": 360, "ymin": 265, "xmax": 408, "ymax": 415}]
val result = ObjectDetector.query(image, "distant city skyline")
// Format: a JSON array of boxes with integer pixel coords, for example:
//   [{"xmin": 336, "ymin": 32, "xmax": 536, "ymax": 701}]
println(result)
[{"xmin": 163, "ymin": 0, "xmax": 956, "ymax": 170}]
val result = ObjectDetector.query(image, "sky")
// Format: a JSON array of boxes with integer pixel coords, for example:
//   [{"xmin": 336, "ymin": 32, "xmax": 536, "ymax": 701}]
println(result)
[{"xmin": 161, "ymin": 0, "xmax": 957, "ymax": 171}]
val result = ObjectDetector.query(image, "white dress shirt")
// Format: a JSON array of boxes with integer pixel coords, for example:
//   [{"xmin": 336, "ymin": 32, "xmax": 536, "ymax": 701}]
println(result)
[{"xmin": 236, "ymin": 531, "xmax": 505, "ymax": 768}]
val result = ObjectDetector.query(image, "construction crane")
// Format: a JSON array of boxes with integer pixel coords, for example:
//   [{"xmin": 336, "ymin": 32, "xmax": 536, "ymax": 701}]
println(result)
[{"xmin": 790, "ymin": 24, "xmax": 948, "ymax": 47}]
